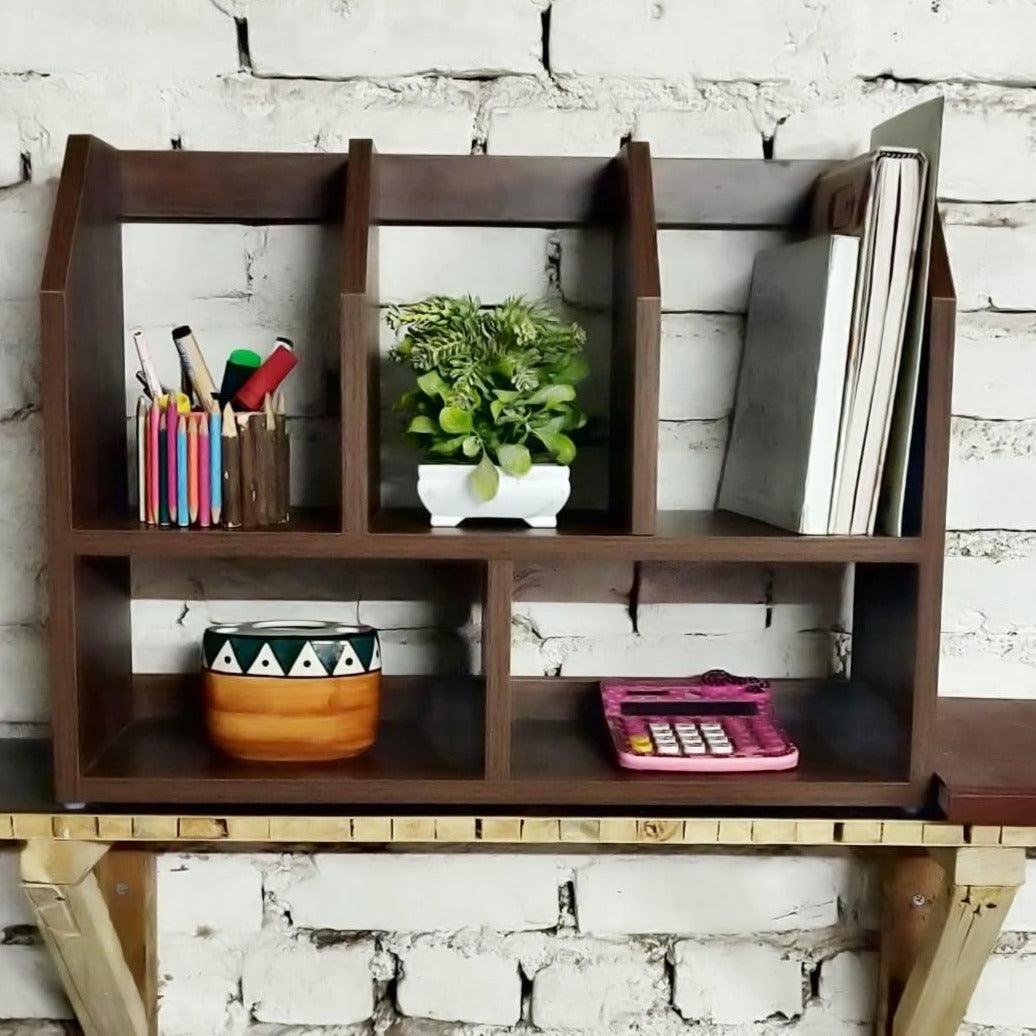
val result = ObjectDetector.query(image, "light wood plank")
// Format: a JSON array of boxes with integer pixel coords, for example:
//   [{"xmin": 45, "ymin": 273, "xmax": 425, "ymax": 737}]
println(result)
[
  {"xmin": 595, "ymin": 818, "xmax": 634, "ymax": 843},
  {"xmin": 13, "ymin": 814, "xmax": 54, "ymax": 839},
  {"xmin": 178, "ymin": 818, "xmax": 228, "ymax": 840},
  {"xmin": 131, "ymin": 817, "xmax": 177, "ymax": 841},
  {"xmin": 795, "ymin": 820, "xmax": 836, "ymax": 844},
  {"xmin": 1000, "ymin": 826, "xmax": 1036, "ymax": 847},
  {"xmin": 882, "ymin": 822, "xmax": 926, "ymax": 846},
  {"xmin": 52, "ymin": 815, "xmax": 99, "ymax": 841},
  {"xmin": 521, "ymin": 818, "xmax": 561, "ymax": 843},
  {"xmin": 638, "ymin": 820, "xmax": 682, "ymax": 843},
  {"xmin": 562, "ymin": 818, "xmax": 602, "ymax": 842},
  {"xmin": 967, "ymin": 826, "xmax": 1002, "ymax": 847},
  {"xmin": 0, "ymin": 814, "xmax": 13, "ymax": 839},
  {"xmin": 96, "ymin": 816, "xmax": 134, "ymax": 841},
  {"xmin": 751, "ymin": 819, "xmax": 797, "ymax": 844},
  {"xmin": 393, "ymin": 817, "xmax": 436, "ymax": 842},
  {"xmin": 225, "ymin": 817, "xmax": 271, "ymax": 841},
  {"xmin": 718, "ymin": 820, "xmax": 753, "ymax": 844},
  {"xmin": 435, "ymin": 817, "xmax": 477, "ymax": 842},
  {"xmin": 268, "ymin": 817, "xmax": 352, "ymax": 842},
  {"xmin": 21, "ymin": 840, "xmax": 146, "ymax": 1036},
  {"xmin": 922, "ymin": 824, "xmax": 966, "ymax": 846},
  {"xmin": 933, "ymin": 846, "xmax": 1026, "ymax": 888},
  {"xmin": 840, "ymin": 820, "xmax": 883, "ymax": 844},
  {"xmin": 351, "ymin": 817, "xmax": 391, "ymax": 842},
  {"xmin": 681, "ymin": 819, "xmax": 720, "ymax": 844},
  {"xmin": 480, "ymin": 817, "xmax": 521, "ymax": 842}
]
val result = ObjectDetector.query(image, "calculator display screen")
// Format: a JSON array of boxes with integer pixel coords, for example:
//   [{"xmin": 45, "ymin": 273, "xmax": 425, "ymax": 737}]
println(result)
[{"xmin": 620, "ymin": 701, "xmax": 758, "ymax": 717}]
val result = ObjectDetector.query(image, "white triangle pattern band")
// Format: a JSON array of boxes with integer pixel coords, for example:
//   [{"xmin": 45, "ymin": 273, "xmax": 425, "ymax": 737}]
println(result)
[
  {"xmin": 209, "ymin": 640, "xmax": 243, "ymax": 674},
  {"xmin": 247, "ymin": 642, "xmax": 285, "ymax": 677}
]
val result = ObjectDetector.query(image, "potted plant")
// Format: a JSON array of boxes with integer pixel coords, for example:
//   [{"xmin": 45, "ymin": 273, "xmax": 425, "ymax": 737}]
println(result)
[{"xmin": 389, "ymin": 294, "xmax": 588, "ymax": 528}]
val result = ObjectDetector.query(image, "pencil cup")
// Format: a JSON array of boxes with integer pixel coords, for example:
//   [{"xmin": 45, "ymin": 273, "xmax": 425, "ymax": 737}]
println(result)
[{"xmin": 201, "ymin": 620, "xmax": 381, "ymax": 762}]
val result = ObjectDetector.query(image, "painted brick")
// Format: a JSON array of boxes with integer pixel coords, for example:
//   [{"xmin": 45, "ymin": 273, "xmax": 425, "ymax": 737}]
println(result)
[
  {"xmin": 244, "ymin": 0, "xmax": 544, "ymax": 79},
  {"xmin": 774, "ymin": 82, "xmax": 1036, "ymax": 203},
  {"xmin": 0, "ymin": 945, "xmax": 72, "ymax": 1021},
  {"xmin": 636, "ymin": 106, "xmax": 763, "ymax": 158},
  {"xmin": 1005, "ymin": 860, "xmax": 1036, "ymax": 931},
  {"xmin": 943, "ymin": 557, "xmax": 1036, "ymax": 634},
  {"xmin": 855, "ymin": 0, "xmax": 1036, "ymax": 85},
  {"xmin": 380, "ymin": 227, "xmax": 552, "ymax": 305},
  {"xmin": 660, "ymin": 229, "xmax": 787, "ymax": 312},
  {"xmin": 818, "ymin": 949, "xmax": 878, "ymax": 1024},
  {"xmin": 158, "ymin": 854, "xmax": 264, "ymax": 934},
  {"xmin": 0, "ymin": 0, "xmax": 235, "ymax": 78},
  {"xmin": 967, "ymin": 952, "xmax": 1036, "ymax": 1027},
  {"xmin": 0, "ymin": 184, "xmax": 54, "ymax": 304},
  {"xmin": 550, "ymin": 0, "xmax": 848, "ymax": 83},
  {"xmin": 659, "ymin": 313, "xmax": 742, "ymax": 422},
  {"xmin": 0, "ymin": 119, "xmax": 22, "ymax": 189},
  {"xmin": 574, "ymin": 855, "xmax": 848, "ymax": 935},
  {"xmin": 954, "ymin": 312, "xmax": 1036, "ymax": 420},
  {"xmin": 943, "ymin": 204, "xmax": 1036, "ymax": 311},
  {"xmin": 530, "ymin": 958, "xmax": 660, "ymax": 1030},
  {"xmin": 0, "ymin": 74, "xmax": 173, "ymax": 181},
  {"xmin": 157, "ymin": 934, "xmax": 244, "ymax": 1036},
  {"xmin": 396, "ymin": 946, "xmax": 521, "ymax": 1026},
  {"xmin": 242, "ymin": 936, "xmax": 375, "ymax": 1026},
  {"xmin": 270, "ymin": 854, "xmax": 561, "ymax": 932},
  {"xmin": 0, "ymin": 301, "xmax": 41, "ymax": 420},
  {"xmin": 488, "ymin": 107, "xmax": 627, "ymax": 156},
  {"xmin": 948, "ymin": 420, "xmax": 1036, "ymax": 531},
  {"xmin": 657, "ymin": 419, "xmax": 726, "ymax": 510},
  {"xmin": 0, "ymin": 626, "xmax": 47, "ymax": 724},
  {"xmin": 0, "ymin": 848, "xmax": 34, "ymax": 928},
  {"xmin": 940, "ymin": 634, "xmax": 1036, "ymax": 697},
  {"xmin": 174, "ymin": 76, "xmax": 477, "ymax": 154},
  {"xmin": 672, "ymin": 940, "xmax": 803, "ymax": 1023}
]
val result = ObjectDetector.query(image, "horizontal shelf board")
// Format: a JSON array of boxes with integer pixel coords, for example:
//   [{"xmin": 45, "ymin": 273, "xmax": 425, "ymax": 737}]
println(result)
[{"xmin": 68, "ymin": 509, "xmax": 925, "ymax": 562}]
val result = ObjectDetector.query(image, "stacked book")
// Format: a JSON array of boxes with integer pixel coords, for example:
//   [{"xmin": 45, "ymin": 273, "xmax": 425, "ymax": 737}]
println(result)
[{"xmin": 719, "ymin": 100, "xmax": 942, "ymax": 536}]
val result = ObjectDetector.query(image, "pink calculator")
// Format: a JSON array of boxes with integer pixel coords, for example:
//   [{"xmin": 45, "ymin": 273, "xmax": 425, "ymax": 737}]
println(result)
[{"xmin": 601, "ymin": 670, "xmax": 799, "ymax": 773}]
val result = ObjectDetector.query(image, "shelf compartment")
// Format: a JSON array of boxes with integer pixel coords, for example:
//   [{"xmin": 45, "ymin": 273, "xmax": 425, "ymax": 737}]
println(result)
[
  {"xmin": 508, "ymin": 677, "xmax": 915, "ymax": 808},
  {"xmin": 344, "ymin": 140, "xmax": 661, "ymax": 538}
]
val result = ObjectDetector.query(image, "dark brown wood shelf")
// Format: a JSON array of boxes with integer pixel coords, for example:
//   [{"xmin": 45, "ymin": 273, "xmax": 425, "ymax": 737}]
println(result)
[{"xmin": 39, "ymin": 135, "xmax": 957, "ymax": 813}]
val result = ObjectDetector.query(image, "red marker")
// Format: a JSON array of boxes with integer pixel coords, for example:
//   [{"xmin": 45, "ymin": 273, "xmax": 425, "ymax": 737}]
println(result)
[{"xmin": 234, "ymin": 338, "xmax": 297, "ymax": 411}]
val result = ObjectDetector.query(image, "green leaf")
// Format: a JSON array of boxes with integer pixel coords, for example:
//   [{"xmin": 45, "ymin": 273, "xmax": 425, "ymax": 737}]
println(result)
[
  {"xmin": 554, "ymin": 355, "xmax": 590, "ymax": 384},
  {"xmin": 489, "ymin": 399, "xmax": 505, "ymax": 422},
  {"xmin": 428, "ymin": 435, "xmax": 467, "ymax": 457},
  {"xmin": 497, "ymin": 443, "xmax": 532, "ymax": 477},
  {"xmin": 406, "ymin": 415, "xmax": 438, "ymax": 435},
  {"xmin": 528, "ymin": 383, "xmax": 575, "ymax": 407},
  {"xmin": 439, "ymin": 406, "xmax": 474, "ymax": 434},
  {"xmin": 469, "ymin": 452, "xmax": 499, "ymax": 501},
  {"xmin": 493, "ymin": 389, "xmax": 521, "ymax": 403},
  {"xmin": 417, "ymin": 370, "xmax": 449, "ymax": 399},
  {"xmin": 462, "ymin": 435, "xmax": 482, "ymax": 458},
  {"xmin": 532, "ymin": 428, "xmax": 577, "ymax": 465}
]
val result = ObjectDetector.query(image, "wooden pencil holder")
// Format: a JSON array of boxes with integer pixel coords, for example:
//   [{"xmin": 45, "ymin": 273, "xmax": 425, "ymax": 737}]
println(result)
[{"xmin": 201, "ymin": 620, "xmax": 381, "ymax": 762}]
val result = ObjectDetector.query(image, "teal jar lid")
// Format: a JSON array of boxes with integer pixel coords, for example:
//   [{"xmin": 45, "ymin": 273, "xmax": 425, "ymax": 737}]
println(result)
[{"xmin": 202, "ymin": 620, "xmax": 381, "ymax": 678}]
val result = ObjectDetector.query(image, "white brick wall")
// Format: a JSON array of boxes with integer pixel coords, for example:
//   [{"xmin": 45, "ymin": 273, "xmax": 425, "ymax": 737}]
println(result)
[{"xmin": 1, "ymin": 0, "xmax": 1036, "ymax": 1032}]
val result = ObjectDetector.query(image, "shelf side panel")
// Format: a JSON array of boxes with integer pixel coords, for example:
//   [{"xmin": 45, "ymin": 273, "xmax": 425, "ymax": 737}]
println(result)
[
  {"xmin": 342, "ymin": 140, "xmax": 380, "ymax": 534},
  {"xmin": 611, "ymin": 142, "xmax": 661, "ymax": 534},
  {"xmin": 483, "ymin": 559, "xmax": 513, "ymax": 779}
]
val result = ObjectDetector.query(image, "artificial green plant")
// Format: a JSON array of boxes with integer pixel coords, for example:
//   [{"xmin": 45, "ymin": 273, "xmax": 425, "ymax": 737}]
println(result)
[{"xmin": 389, "ymin": 294, "xmax": 588, "ymax": 501}]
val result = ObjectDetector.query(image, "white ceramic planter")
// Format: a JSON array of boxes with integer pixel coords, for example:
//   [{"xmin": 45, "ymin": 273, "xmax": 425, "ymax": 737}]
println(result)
[{"xmin": 417, "ymin": 463, "xmax": 571, "ymax": 528}]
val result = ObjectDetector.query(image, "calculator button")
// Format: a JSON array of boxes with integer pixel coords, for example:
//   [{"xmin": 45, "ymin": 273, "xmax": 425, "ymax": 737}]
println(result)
[
  {"xmin": 683, "ymin": 743, "xmax": 707, "ymax": 754},
  {"xmin": 657, "ymin": 744, "xmax": 681, "ymax": 755},
  {"xmin": 629, "ymin": 736, "xmax": 653, "ymax": 754},
  {"xmin": 709, "ymin": 744, "xmax": 734, "ymax": 755}
]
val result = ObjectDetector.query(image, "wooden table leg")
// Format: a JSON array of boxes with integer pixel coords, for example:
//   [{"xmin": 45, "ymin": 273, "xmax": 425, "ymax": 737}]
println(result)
[
  {"xmin": 884, "ymin": 846, "xmax": 1026, "ymax": 1036},
  {"xmin": 20, "ymin": 839, "xmax": 148, "ymax": 1036}
]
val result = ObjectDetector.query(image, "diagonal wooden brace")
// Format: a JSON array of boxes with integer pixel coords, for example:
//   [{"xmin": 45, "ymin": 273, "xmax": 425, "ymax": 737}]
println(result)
[
  {"xmin": 20, "ymin": 839, "xmax": 148, "ymax": 1036},
  {"xmin": 883, "ymin": 846, "xmax": 1026, "ymax": 1036}
]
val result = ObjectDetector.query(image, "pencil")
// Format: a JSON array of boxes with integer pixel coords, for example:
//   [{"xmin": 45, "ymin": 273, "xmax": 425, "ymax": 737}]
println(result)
[
  {"xmin": 165, "ymin": 398, "xmax": 178, "ymax": 522},
  {"xmin": 158, "ymin": 410, "xmax": 169, "ymax": 526},
  {"xmin": 238, "ymin": 413, "xmax": 257, "ymax": 528},
  {"xmin": 148, "ymin": 399, "xmax": 160, "ymax": 524},
  {"xmin": 274, "ymin": 390, "xmax": 289, "ymax": 523},
  {"xmin": 187, "ymin": 413, "xmax": 199, "ymax": 525},
  {"xmin": 136, "ymin": 397, "xmax": 147, "ymax": 523},
  {"xmin": 177, "ymin": 415, "xmax": 188, "ymax": 528},
  {"xmin": 198, "ymin": 415, "xmax": 210, "ymax": 528},
  {"xmin": 254, "ymin": 396, "xmax": 275, "ymax": 526},
  {"xmin": 209, "ymin": 403, "xmax": 222, "ymax": 526},
  {"xmin": 222, "ymin": 403, "xmax": 241, "ymax": 529}
]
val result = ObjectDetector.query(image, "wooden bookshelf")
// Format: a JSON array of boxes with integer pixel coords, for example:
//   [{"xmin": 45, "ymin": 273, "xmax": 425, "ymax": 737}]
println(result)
[{"xmin": 36, "ymin": 134, "xmax": 958, "ymax": 810}]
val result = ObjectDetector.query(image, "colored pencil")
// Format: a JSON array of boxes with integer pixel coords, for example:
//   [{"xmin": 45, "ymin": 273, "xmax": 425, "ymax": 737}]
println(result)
[
  {"xmin": 238, "ymin": 413, "xmax": 257, "ymax": 527},
  {"xmin": 187, "ymin": 413, "xmax": 199, "ymax": 524},
  {"xmin": 171, "ymin": 325, "xmax": 218, "ymax": 409},
  {"xmin": 158, "ymin": 410, "xmax": 169, "ymax": 526},
  {"xmin": 274, "ymin": 390, "xmax": 289, "ymax": 523},
  {"xmin": 177, "ymin": 415, "xmax": 188, "ymax": 527},
  {"xmin": 209, "ymin": 403, "xmax": 221, "ymax": 526},
  {"xmin": 254, "ymin": 397, "xmax": 275, "ymax": 526},
  {"xmin": 165, "ymin": 398, "xmax": 178, "ymax": 522},
  {"xmin": 148, "ymin": 399, "xmax": 160, "ymax": 524},
  {"xmin": 198, "ymin": 415, "xmax": 210, "ymax": 528},
  {"xmin": 222, "ymin": 404, "xmax": 241, "ymax": 529},
  {"xmin": 136, "ymin": 397, "xmax": 147, "ymax": 523}
]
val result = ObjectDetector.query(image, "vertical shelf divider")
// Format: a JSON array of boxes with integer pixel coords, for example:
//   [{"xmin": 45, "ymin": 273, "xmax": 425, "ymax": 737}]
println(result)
[
  {"xmin": 342, "ymin": 139, "xmax": 380, "ymax": 534},
  {"xmin": 611, "ymin": 141, "xmax": 661, "ymax": 535},
  {"xmin": 482, "ymin": 559, "xmax": 514, "ymax": 780}
]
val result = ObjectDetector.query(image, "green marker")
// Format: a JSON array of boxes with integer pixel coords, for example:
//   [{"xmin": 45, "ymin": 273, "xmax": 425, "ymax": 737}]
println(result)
[{"xmin": 219, "ymin": 348, "xmax": 262, "ymax": 407}]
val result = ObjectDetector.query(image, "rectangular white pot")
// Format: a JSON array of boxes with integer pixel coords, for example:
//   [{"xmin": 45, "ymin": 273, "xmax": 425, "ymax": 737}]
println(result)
[{"xmin": 417, "ymin": 463, "xmax": 571, "ymax": 528}]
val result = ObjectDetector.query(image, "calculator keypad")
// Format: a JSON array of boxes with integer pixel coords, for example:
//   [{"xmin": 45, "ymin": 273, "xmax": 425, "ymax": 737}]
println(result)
[{"xmin": 623, "ymin": 717, "xmax": 791, "ymax": 759}]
